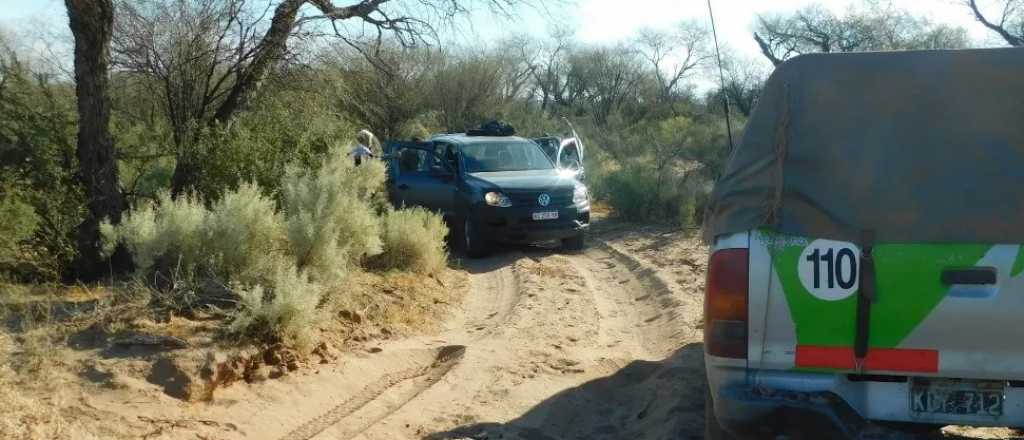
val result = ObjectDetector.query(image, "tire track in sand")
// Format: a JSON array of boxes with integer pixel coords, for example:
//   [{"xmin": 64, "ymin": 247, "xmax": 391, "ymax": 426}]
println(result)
[
  {"xmin": 253, "ymin": 253, "xmax": 525, "ymax": 440},
  {"xmin": 289, "ymin": 254, "xmax": 526, "ymax": 440},
  {"xmin": 459, "ymin": 253, "xmax": 523, "ymax": 338},
  {"xmin": 353, "ymin": 237, "xmax": 706, "ymax": 440},
  {"xmin": 280, "ymin": 345, "xmax": 466, "ymax": 440}
]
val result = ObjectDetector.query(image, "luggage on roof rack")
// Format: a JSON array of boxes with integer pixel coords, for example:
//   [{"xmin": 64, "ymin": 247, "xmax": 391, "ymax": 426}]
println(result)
[{"xmin": 467, "ymin": 120, "xmax": 515, "ymax": 137}]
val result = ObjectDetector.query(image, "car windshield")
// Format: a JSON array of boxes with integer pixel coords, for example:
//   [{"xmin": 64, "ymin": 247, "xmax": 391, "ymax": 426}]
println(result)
[{"xmin": 461, "ymin": 141, "xmax": 554, "ymax": 173}]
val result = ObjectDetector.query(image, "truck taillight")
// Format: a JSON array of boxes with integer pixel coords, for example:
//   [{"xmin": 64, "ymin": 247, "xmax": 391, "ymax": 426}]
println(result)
[{"xmin": 705, "ymin": 248, "xmax": 749, "ymax": 359}]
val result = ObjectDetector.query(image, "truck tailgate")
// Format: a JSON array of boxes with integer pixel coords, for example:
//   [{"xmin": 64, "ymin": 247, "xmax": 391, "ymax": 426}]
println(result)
[{"xmin": 750, "ymin": 230, "xmax": 1024, "ymax": 379}]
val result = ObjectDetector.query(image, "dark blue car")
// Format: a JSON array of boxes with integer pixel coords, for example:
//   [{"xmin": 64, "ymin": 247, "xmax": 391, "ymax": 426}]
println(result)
[{"xmin": 384, "ymin": 131, "xmax": 590, "ymax": 257}]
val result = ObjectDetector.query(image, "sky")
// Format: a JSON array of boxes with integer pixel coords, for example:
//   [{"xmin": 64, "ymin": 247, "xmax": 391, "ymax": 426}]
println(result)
[{"xmin": 0, "ymin": 0, "xmax": 1008, "ymax": 73}]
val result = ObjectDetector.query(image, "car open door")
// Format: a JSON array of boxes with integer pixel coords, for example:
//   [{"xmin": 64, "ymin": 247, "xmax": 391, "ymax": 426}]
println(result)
[
  {"xmin": 556, "ymin": 137, "xmax": 583, "ymax": 179},
  {"xmin": 531, "ymin": 122, "xmax": 585, "ymax": 180},
  {"xmin": 556, "ymin": 119, "xmax": 585, "ymax": 179},
  {"xmin": 384, "ymin": 141, "xmax": 458, "ymax": 218}
]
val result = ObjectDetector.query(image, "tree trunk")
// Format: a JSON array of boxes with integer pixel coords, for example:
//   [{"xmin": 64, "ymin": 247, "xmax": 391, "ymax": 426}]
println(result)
[
  {"xmin": 212, "ymin": 0, "xmax": 304, "ymax": 125},
  {"xmin": 169, "ymin": 0, "xmax": 304, "ymax": 196},
  {"xmin": 66, "ymin": 0, "xmax": 130, "ymax": 280}
]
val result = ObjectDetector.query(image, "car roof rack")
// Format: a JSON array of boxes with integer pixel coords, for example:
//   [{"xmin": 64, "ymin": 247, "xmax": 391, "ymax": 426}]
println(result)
[{"xmin": 466, "ymin": 120, "xmax": 515, "ymax": 137}]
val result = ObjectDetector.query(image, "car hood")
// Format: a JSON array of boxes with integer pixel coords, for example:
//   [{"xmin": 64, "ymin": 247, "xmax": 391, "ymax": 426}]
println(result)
[{"xmin": 467, "ymin": 170, "xmax": 579, "ymax": 192}]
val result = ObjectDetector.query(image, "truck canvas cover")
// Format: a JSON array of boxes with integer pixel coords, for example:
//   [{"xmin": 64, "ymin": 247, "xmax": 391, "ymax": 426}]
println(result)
[{"xmin": 705, "ymin": 47, "xmax": 1024, "ymax": 244}]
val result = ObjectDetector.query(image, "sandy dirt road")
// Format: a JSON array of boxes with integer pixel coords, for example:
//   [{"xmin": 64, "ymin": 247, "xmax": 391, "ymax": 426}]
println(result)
[
  {"xmin": 81, "ymin": 224, "xmax": 1018, "ymax": 440},
  {"xmin": 344, "ymin": 242, "xmax": 708, "ymax": 440},
  {"xmin": 161, "ymin": 225, "xmax": 710, "ymax": 440}
]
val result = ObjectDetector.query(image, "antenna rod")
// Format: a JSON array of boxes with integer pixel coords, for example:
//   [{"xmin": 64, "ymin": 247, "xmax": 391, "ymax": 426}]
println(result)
[{"xmin": 706, "ymin": 0, "xmax": 735, "ymax": 153}]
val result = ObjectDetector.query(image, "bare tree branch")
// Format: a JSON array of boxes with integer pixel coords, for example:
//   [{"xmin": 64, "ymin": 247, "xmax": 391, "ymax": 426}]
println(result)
[
  {"xmin": 753, "ymin": 32, "xmax": 783, "ymax": 66},
  {"xmin": 967, "ymin": 0, "xmax": 1024, "ymax": 46},
  {"xmin": 753, "ymin": 3, "xmax": 970, "ymax": 66}
]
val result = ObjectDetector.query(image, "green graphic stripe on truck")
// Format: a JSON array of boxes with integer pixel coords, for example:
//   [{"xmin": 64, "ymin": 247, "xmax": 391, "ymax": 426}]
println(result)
[
  {"xmin": 1013, "ymin": 245, "xmax": 1024, "ymax": 277},
  {"xmin": 768, "ymin": 236, "xmax": 991, "ymax": 348}
]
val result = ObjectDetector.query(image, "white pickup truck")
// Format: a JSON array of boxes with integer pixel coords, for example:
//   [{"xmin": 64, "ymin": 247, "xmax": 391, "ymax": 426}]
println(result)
[{"xmin": 703, "ymin": 47, "xmax": 1024, "ymax": 438}]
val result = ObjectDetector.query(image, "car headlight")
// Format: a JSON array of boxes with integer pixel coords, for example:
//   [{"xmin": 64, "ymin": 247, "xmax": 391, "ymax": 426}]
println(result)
[
  {"xmin": 573, "ymin": 185, "xmax": 588, "ymax": 205},
  {"xmin": 484, "ymin": 191, "xmax": 512, "ymax": 207}
]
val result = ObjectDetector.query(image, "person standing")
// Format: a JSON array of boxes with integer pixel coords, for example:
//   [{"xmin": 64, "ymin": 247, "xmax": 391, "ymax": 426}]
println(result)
[{"xmin": 350, "ymin": 129, "xmax": 377, "ymax": 166}]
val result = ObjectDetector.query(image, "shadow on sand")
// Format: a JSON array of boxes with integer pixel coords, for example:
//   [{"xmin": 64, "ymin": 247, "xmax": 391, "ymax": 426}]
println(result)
[{"xmin": 426, "ymin": 343, "xmax": 707, "ymax": 440}]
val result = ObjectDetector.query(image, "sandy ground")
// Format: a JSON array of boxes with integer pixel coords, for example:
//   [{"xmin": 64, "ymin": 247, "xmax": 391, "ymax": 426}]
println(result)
[
  {"xmin": 35, "ymin": 222, "xmax": 705, "ymax": 440},
  {"xmin": 10, "ymin": 221, "xmax": 1024, "ymax": 439},
  {"xmin": 236, "ymin": 224, "xmax": 704, "ymax": 440}
]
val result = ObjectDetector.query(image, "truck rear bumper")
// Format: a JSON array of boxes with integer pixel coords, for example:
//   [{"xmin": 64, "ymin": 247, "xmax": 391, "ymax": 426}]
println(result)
[
  {"xmin": 708, "ymin": 359, "xmax": 1024, "ymax": 438},
  {"xmin": 714, "ymin": 383, "xmax": 875, "ymax": 438}
]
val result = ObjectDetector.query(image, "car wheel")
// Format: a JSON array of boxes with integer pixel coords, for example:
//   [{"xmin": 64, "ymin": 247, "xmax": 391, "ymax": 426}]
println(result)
[
  {"xmin": 706, "ymin": 384, "xmax": 736, "ymax": 440},
  {"xmin": 463, "ymin": 215, "xmax": 489, "ymax": 258},
  {"xmin": 561, "ymin": 232, "xmax": 585, "ymax": 252}
]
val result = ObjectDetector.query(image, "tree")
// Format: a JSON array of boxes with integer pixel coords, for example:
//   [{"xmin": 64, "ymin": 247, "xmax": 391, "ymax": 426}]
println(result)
[
  {"xmin": 320, "ymin": 42, "xmax": 438, "ymax": 138},
  {"xmin": 753, "ymin": 2, "xmax": 971, "ymax": 66},
  {"xmin": 635, "ymin": 21, "xmax": 709, "ymax": 105},
  {"xmin": 704, "ymin": 53, "xmax": 766, "ymax": 118},
  {"xmin": 428, "ymin": 50, "xmax": 507, "ymax": 132},
  {"xmin": 114, "ymin": 0, "xmax": 541, "ymax": 196},
  {"xmin": 113, "ymin": 0, "xmax": 291, "ymax": 196},
  {"xmin": 65, "ymin": 0, "xmax": 130, "ymax": 279},
  {"xmin": 113, "ymin": 0, "xmax": 259, "ymax": 161},
  {"xmin": 0, "ymin": 36, "xmax": 84, "ymax": 279},
  {"xmin": 522, "ymin": 30, "xmax": 573, "ymax": 113},
  {"xmin": 564, "ymin": 45, "xmax": 648, "ymax": 126},
  {"xmin": 966, "ymin": 0, "xmax": 1024, "ymax": 46}
]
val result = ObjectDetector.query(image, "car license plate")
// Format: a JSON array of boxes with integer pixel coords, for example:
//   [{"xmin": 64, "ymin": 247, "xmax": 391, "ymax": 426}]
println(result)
[
  {"xmin": 911, "ymin": 379, "xmax": 1004, "ymax": 417},
  {"xmin": 532, "ymin": 211, "xmax": 559, "ymax": 221}
]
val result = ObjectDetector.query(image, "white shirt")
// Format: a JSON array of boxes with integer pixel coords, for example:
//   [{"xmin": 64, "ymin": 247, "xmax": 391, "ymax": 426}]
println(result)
[{"xmin": 350, "ymin": 144, "xmax": 373, "ymax": 158}]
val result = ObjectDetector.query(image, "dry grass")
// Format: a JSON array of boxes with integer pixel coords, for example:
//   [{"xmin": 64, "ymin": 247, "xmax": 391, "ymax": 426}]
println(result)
[
  {"xmin": 0, "ymin": 282, "xmax": 149, "ymax": 380},
  {"xmin": 0, "ymin": 326, "xmax": 99, "ymax": 440},
  {"xmin": 0, "ymin": 366, "xmax": 98, "ymax": 440},
  {"xmin": 0, "ymin": 263, "xmax": 469, "ymax": 437},
  {"xmin": 589, "ymin": 199, "xmax": 613, "ymax": 217},
  {"xmin": 322, "ymin": 267, "xmax": 467, "ymax": 342},
  {"xmin": 373, "ymin": 207, "xmax": 449, "ymax": 274}
]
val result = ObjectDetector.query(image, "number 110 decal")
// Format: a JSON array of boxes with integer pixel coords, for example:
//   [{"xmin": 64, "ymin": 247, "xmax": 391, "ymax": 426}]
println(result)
[{"xmin": 797, "ymin": 239, "xmax": 860, "ymax": 301}]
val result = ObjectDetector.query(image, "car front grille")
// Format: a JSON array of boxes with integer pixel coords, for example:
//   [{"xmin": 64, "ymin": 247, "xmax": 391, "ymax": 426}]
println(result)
[{"xmin": 507, "ymin": 190, "xmax": 573, "ymax": 208}]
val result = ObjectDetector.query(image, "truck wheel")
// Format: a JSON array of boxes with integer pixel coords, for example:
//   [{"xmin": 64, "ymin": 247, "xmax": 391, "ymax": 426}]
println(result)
[
  {"xmin": 561, "ymin": 232, "xmax": 585, "ymax": 252},
  {"xmin": 706, "ymin": 385, "xmax": 736, "ymax": 440},
  {"xmin": 463, "ymin": 215, "xmax": 489, "ymax": 258}
]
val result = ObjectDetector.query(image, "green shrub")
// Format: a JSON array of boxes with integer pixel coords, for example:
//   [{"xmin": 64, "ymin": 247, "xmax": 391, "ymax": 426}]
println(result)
[
  {"xmin": 680, "ymin": 176, "xmax": 712, "ymax": 228},
  {"xmin": 192, "ymin": 89, "xmax": 356, "ymax": 199},
  {"xmin": 0, "ymin": 191, "xmax": 39, "ymax": 272},
  {"xmin": 227, "ymin": 263, "xmax": 322, "ymax": 351},
  {"xmin": 374, "ymin": 207, "xmax": 449, "ymax": 274},
  {"xmin": 103, "ymin": 184, "xmax": 284, "ymax": 286},
  {"xmin": 602, "ymin": 162, "xmax": 710, "ymax": 226},
  {"xmin": 102, "ymin": 192, "xmax": 207, "ymax": 280},
  {"xmin": 281, "ymin": 149, "xmax": 386, "ymax": 283},
  {"xmin": 0, "ymin": 47, "xmax": 82, "ymax": 280},
  {"xmin": 678, "ymin": 193, "xmax": 697, "ymax": 228},
  {"xmin": 603, "ymin": 163, "xmax": 659, "ymax": 220},
  {"xmin": 103, "ymin": 145, "xmax": 447, "ymax": 352},
  {"xmin": 206, "ymin": 183, "xmax": 285, "ymax": 285}
]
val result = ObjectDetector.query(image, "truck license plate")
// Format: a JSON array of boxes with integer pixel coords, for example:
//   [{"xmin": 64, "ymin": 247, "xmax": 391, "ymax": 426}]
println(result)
[
  {"xmin": 532, "ymin": 211, "xmax": 559, "ymax": 221},
  {"xmin": 911, "ymin": 379, "xmax": 1003, "ymax": 417}
]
